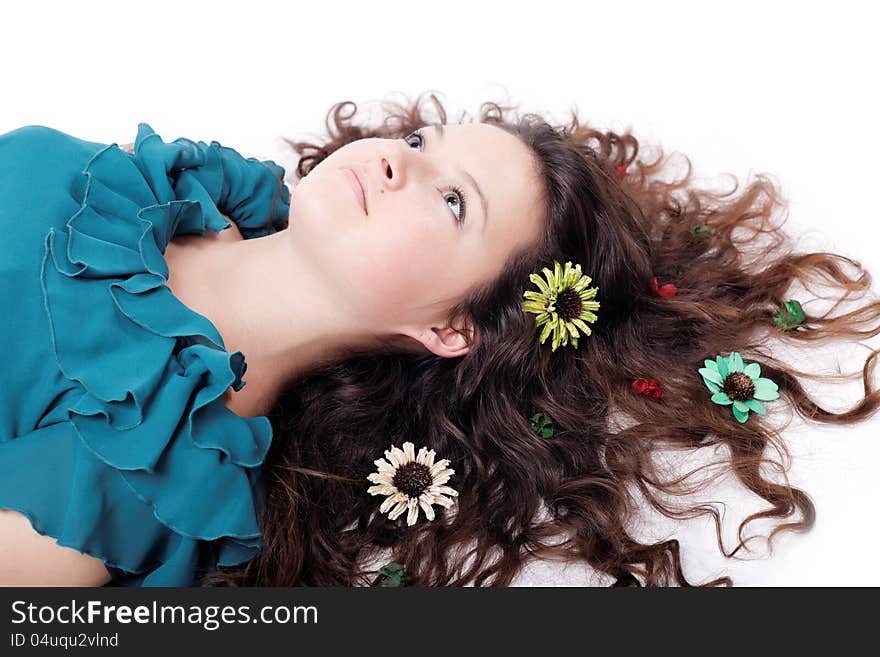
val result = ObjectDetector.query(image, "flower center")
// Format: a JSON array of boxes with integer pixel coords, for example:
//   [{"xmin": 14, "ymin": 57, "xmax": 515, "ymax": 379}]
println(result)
[
  {"xmin": 722, "ymin": 371, "xmax": 755, "ymax": 401},
  {"xmin": 554, "ymin": 288, "xmax": 582, "ymax": 322},
  {"xmin": 392, "ymin": 462, "xmax": 433, "ymax": 498}
]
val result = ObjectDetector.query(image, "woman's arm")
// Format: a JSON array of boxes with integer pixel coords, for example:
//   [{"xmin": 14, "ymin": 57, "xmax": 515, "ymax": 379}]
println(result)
[{"xmin": 0, "ymin": 509, "xmax": 112, "ymax": 586}]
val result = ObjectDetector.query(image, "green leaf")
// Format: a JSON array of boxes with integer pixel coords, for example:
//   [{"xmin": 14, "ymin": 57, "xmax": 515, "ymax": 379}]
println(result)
[
  {"xmin": 785, "ymin": 299, "xmax": 806, "ymax": 322},
  {"xmin": 529, "ymin": 412, "xmax": 554, "ymax": 437},
  {"xmin": 379, "ymin": 562, "xmax": 407, "ymax": 587},
  {"xmin": 773, "ymin": 299, "xmax": 806, "ymax": 330}
]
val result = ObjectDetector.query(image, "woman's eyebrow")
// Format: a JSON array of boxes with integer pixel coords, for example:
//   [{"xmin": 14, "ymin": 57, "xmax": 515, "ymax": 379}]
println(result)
[{"xmin": 430, "ymin": 124, "xmax": 489, "ymax": 231}]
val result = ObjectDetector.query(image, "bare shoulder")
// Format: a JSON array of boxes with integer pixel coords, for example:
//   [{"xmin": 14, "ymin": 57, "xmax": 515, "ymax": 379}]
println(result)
[{"xmin": 0, "ymin": 509, "xmax": 112, "ymax": 586}]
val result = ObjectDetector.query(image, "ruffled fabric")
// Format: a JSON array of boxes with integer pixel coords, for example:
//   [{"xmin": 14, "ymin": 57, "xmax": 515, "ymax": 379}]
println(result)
[{"xmin": 0, "ymin": 123, "xmax": 291, "ymax": 586}]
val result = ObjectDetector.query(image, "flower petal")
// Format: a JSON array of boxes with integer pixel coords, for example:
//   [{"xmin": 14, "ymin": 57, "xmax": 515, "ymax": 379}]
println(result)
[
  {"xmin": 368, "ymin": 483, "xmax": 397, "ymax": 496},
  {"xmin": 703, "ymin": 359, "xmax": 720, "ymax": 373},
  {"xmin": 388, "ymin": 498, "xmax": 409, "ymax": 520},
  {"xmin": 367, "ymin": 471, "xmax": 394, "ymax": 486},
  {"xmin": 528, "ymin": 272, "xmax": 550, "ymax": 295},
  {"xmin": 432, "ymin": 470, "xmax": 454, "ymax": 486},
  {"xmin": 571, "ymin": 317, "xmax": 593, "ymax": 336},
  {"xmin": 380, "ymin": 492, "xmax": 405, "ymax": 514},
  {"xmin": 699, "ymin": 367, "xmax": 723, "ymax": 385},
  {"xmin": 711, "ymin": 391, "xmax": 733, "ymax": 405},
  {"xmin": 539, "ymin": 320, "xmax": 554, "ymax": 345},
  {"xmin": 743, "ymin": 362, "xmax": 761, "ymax": 380},
  {"xmin": 373, "ymin": 457, "xmax": 395, "ymax": 473},
  {"xmin": 744, "ymin": 398, "xmax": 767, "ymax": 415},
  {"xmin": 384, "ymin": 447, "xmax": 401, "ymax": 468},
  {"xmin": 705, "ymin": 379, "xmax": 720, "ymax": 394},
  {"xmin": 733, "ymin": 400, "xmax": 749, "ymax": 413},
  {"xmin": 402, "ymin": 442, "xmax": 415, "ymax": 463},
  {"xmin": 431, "ymin": 485, "xmax": 459, "ymax": 497},
  {"xmin": 580, "ymin": 308, "xmax": 599, "ymax": 323},
  {"xmin": 715, "ymin": 355, "xmax": 729, "ymax": 378},
  {"xmin": 732, "ymin": 405, "xmax": 750, "ymax": 423},
  {"xmin": 430, "ymin": 459, "xmax": 452, "ymax": 477},
  {"xmin": 753, "ymin": 377, "xmax": 780, "ymax": 401},
  {"xmin": 419, "ymin": 493, "xmax": 436, "ymax": 521},
  {"xmin": 552, "ymin": 323, "xmax": 563, "ymax": 351},
  {"xmin": 406, "ymin": 498, "xmax": 419, "ymax": 526},
  {"xmin": 523, "ymin": 299, "xmax": 550, "ymax": 313},
  {"xmin": 432, "ymin": 494, "xmax": 456, "ymax": 509},
  {"xmin": 728, "ymin": 352, "xmax": 744, "ymax": 373}
]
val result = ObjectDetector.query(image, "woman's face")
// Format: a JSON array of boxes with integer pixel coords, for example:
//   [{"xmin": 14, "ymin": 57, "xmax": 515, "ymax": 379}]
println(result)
[{"xmin": 286, "ymin": 122, "xmax": 546, "ymax": 356}]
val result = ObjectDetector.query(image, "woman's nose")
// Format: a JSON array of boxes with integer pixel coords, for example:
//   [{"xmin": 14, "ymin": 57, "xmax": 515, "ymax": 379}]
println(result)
[{"xmin": 377, "ymin": 141, "xmax": 424, "ymax": 192}]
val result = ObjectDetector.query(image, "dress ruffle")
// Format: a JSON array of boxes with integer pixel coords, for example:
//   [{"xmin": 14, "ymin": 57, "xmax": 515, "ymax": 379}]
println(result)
[{"xmin": 8, "ymin": 123, "xmax": 291, "ymax": 585}]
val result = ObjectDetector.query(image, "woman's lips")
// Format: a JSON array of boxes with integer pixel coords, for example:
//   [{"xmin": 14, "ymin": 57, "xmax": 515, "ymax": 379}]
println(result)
[{"xmin": 342, "ymin": 166, "xmax": 368, "ymax": 215}]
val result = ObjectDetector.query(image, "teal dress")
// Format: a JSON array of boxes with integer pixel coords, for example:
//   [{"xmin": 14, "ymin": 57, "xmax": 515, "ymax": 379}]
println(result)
[{"xmin": 0, "ymin": 123, "xmax": 290, "ymax": 586}]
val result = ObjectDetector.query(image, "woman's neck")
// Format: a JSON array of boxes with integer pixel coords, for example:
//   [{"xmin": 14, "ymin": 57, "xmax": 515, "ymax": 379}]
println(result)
[{"xmin": 162, "ymin": 225, "xmax": 363, "ymax": 418}]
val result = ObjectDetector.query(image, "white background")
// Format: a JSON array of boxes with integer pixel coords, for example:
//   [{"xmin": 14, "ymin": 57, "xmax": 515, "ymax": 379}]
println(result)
[{"xmin": 2, "ymin": 0, "xmax": 878, "ymax": 585}]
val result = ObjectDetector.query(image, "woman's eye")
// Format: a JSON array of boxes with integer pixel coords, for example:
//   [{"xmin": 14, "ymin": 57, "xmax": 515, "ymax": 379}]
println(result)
[
  {"xmin": 402, "ymin": 130, "xmax": 467, "ymax": 226},
  {"xmin": 444, "ymin": 188, "xmax": 466, "ymax": 225},
  {"xmin": 404, "ymin": 131, "xmax": 423, "ymax": 150}
]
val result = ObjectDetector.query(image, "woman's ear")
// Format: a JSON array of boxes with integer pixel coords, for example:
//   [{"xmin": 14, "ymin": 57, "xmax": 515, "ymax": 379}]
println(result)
[
  {"xmin": 400, "ymin": 318, "xmax": 477, "ymax": 358},
  {"xmin": 426, "ymin": 325, "xmax": 471, "ymax": 358}
]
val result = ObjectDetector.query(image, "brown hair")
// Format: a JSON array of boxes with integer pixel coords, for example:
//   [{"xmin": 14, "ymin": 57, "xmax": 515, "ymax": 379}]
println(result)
[{"xmin": 201, "ymin": 91, "xmax": 880, "ymax": 587}]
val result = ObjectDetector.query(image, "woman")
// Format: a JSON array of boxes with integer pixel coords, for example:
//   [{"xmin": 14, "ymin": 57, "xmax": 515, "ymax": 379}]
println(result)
[{"xmin": 1, "ymin": 92, "xmax": 877, "ymax": 586}]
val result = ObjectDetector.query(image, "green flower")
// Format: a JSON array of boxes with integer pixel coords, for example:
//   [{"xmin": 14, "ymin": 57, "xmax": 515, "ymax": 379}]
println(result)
[
  {"xmin": 522, "ymin": 260, "xmax": 600, "ymax": 352},
  {"xmin": 773, "ymin": 299, "xmax": 806, "ymax": 330},
  {"xmin": 378, "ymin": 561, "xmax": 407, "ymax": 587},
  {"xmin": 698, "ymin": 352, "xmax": 780, "ymax": 423},
  {"xmin": 529, "ymin": 412, "xmax": 554, "ymax": 437}
]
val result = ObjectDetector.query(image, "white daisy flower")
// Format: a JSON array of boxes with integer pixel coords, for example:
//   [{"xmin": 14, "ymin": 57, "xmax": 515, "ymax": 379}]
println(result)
[{"xmin": 367, "ymin": 441, "xmax": 458, "ymax": 526}]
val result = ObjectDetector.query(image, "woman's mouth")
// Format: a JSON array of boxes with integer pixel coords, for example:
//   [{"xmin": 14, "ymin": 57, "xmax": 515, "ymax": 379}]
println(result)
[{"xmin": 342, "ymin": 166, "xmax": 368, "ymax": 215}]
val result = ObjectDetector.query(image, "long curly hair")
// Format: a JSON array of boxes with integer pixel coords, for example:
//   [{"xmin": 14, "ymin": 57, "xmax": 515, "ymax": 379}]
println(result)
[{"xmin": 201, "ymin": 91, "xmax": 880, "ymax": 587}]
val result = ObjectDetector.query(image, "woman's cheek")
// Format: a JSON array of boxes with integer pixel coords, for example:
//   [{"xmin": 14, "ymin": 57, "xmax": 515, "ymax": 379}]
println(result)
[{"xmin": 345, "ymin": 236, "xmax": 449, "ymax": 324}]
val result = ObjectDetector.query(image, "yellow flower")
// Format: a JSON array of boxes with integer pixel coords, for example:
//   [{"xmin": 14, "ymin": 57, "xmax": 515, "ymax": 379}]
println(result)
[
  {"xmin": 522, "ymin": 260, "xmax": 600, "ymax": 351},
  {"xmin": 367, "ymin": 442, "xmax": 458, "ymax": 526}
]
